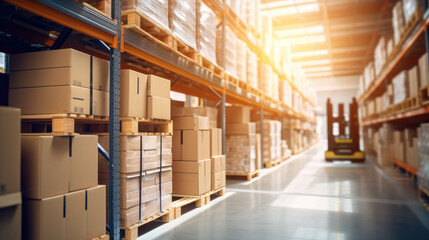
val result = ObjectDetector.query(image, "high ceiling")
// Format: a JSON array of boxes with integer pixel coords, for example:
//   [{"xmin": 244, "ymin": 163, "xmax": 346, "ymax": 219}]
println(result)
[{"xmin": 261, "ymin": 0, "xmax": 393, "ymax": 79}]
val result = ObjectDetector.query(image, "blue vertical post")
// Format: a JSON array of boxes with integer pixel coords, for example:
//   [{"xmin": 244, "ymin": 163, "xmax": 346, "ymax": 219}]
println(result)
[{"xmin": 109, "ymin": 0, "xmax": 121, "ymax": 239}]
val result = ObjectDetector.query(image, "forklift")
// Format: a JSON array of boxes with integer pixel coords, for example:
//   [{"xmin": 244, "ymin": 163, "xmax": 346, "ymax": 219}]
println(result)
[{"xmin": 325, "ymin": 98, "xmax": 365, "ymax": 162}]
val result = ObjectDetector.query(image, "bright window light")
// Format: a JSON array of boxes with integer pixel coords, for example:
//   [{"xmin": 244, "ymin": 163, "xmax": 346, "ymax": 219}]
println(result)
[
  {"xmin": 281, "ymin": 35, "xmax": 326, "ymax": 46},
  {"xmin": 306, "ymin": 72, "xmax": 334, "ymax": 78},
  {"xmin": 304, "ymin": 66, "xmax": 332, "ymax": 72},
  {"xmin": 276, "ymin": 25, "xmax": 324, "ymax": 38},
  {"xmin": 292, "ymin": 50, "xmax": 329, "ymax": 58},
  {"xmin": 296, "ymin": 59, "xmax": 331, "ymax": 66},
  {"xmin": 262, "ymin": 2, "xmax": 320, "ymax": 16},
  {"xmin": 261, "ymin": 0, "xmax": 317, "ymax": 10}
]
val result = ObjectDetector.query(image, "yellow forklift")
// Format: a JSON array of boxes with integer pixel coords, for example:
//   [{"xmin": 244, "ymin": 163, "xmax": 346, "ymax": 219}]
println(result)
[{"xmin": 325, "ymin": 98, "xmax": 365, "ymax": 162}]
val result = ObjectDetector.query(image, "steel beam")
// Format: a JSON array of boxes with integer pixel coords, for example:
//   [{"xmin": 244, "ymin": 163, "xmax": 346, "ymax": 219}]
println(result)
[{"xmin": 49, "ymin": 27, "xmax": 72, "ymax": 50}]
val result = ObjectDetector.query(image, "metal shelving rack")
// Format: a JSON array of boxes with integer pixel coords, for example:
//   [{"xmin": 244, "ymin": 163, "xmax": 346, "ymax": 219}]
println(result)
[{"xmin": 0, "ymin": 0, "xmax": 318, "ymax": 239}]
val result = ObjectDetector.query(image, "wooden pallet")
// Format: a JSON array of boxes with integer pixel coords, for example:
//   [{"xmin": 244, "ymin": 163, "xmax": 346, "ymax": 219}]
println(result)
[
  {"xmin": 391, "ymin": 101, "xmax": 406, "ymax": 114},
  {"xmin": 227, "ymin": 170, "xmax": 260, "ymax": 181},
  {"xmin": 120, "ymin": 117, "xmax": 173, "ymax": 135},
  {"xmin": 171, "ymin": 187, "xmax": 226, "ymax": 219},
  {"xmin": 198, "ymin": 55, "xmax": 223, "ymax": 76},
  {"xmin": 420, "ymin": 85, "xmax": 429, "ymax": 106},
  {"xmin": 122, "ymin": 208, "xmax": 175, "ymax": 240},
  {"xmin": 401, "ymin": 8, "xmax": 424, "ymax": 42},
  {"xmin": 264, "ymin": 156, "xmax": 289, "ymax": 168},
  {"xmin": 79, "ymin": 0, "xmax": 111, "ymax": 18},
  {"xmin": 418, "ymin": 186, "xmax": 429, "ymax": 211},
  {"xmin": 92, "ymin": 234, "xmax": 109, "ymax": 240},
  {"xmin": 404, "ymin": 95, "xmax": 420, "ymax": 111},
  {"xmin": 122, "ymin": 10, "xmax": 198, "ymax": 63}
]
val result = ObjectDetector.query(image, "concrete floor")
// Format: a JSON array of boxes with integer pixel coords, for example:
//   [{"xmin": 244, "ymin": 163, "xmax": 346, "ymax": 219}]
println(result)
[{"xmin": 141, "ymin": 142, "xmax": 429, "ymax": 240}]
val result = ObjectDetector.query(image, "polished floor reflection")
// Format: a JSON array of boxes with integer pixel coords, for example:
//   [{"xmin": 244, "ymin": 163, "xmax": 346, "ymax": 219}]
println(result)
[{"xmin": 140, "ymin": 142, "xmax": 429, "ymax": 240}]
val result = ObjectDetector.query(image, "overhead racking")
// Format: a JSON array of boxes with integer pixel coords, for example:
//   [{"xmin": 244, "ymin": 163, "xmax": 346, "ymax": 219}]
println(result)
[{"xmin": 0, "ymin": 0, "xmax": 318, "ymax": 239}]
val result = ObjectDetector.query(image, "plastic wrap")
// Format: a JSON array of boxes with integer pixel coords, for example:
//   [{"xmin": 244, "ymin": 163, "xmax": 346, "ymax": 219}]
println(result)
[
  {"xmin": 392, "ymin": 71, "xmax": 409, "ymax": 104},
  {"xmin": 374, "ymin": 37, "xmax": 386, "ymax": 76},
  {"xmin": 246, "ymin": 49, "xmax": 258, "ymax": 89},
  {"xmin": 419, "ymin": 53, "xmax": 429, "ymax": 87},
  {"xmin": 236, "ymin": 39, "xmax": 247, "ymax": 82},
  {"xmin": 402, "ymin": 0, "xmax": 423, "ymax": 24},
  {"xmin": 418, "ymin": 124, "xmax": 429, "ymax": 190},
  {"xmin": 259, "ymin": 63, "xmax": 273, "ymax": 97},
  {"xmin": 169, "ymin": 0, "xmax": 197, "ymax": 50},
  {"xmin": 216, "ymin": 25, "xmax": 237, "ymax": 77},
  {"xmin": 122, "ymin": 0, "xmax": 169, "ymax": 30},
  {"xmin": 392, "ymin": 1, "xmax": 405, "ymax": 45},
  {"xmin": 196, "ymin": 1, "xmax": 216, "ymax": 64},
  {"xmin": 225, "ymin": 0, "xmax": 240, "ymax": 16}
]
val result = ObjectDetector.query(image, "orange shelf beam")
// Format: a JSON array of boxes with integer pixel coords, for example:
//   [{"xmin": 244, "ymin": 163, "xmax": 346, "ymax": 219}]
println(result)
[
  {"xmin": 393, "ymin": 159, "xmax": 417, "ymax": 176},
  {"xmin": 360, "ymin": 105, "xmax": 429, "ymax": 126}
]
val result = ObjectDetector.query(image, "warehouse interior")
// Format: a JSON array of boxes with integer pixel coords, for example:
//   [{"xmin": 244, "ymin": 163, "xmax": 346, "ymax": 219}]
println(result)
[{"xmin": 1, "ymin": 0, "xmax": 429, "ymax": 239}]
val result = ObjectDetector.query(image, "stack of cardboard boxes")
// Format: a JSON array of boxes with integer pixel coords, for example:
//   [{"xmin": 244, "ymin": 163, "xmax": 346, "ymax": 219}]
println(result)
[
  {"xmin": 210, "ymin": 128, "xmax": 225, "ymax": 190},
  {"xmin": 225, "ymin": 106, "xmax": 260, "ymax": 174},
  {"xmin": 405, "ymin": 128, "xmax": 420, "ymax": 170},
  {"xmin": 257, "ymin": 120, "xmax": 282, "ymax": 164},
  {"xmin": 393, "ymin": 130, "xmax": 406, "ymax": 163},
  {"xmin": 377, "ymin": 124, "xmax": 395, "ymax": 168},
  {"xmin": 21, "ymin": 134, "xmax": 106, "ymax": 239},
  {"xmin": 418, "ymin": 124, "xmax": 429, "ymax": 191},
  {"xmin": 98, "ymin": 135, "xmax": 173, "ymax": 227},
  {"xmin": 0, "ymin": 107, "xmax": 21, "ymax": 240},
  {"xmin": 9, "ymin": 49, "xmax": 109, "ymax": 117},
  {"xmin": 173, "ymin": 116, "xmax": 211, "ymax": 195},
  {"xmin": 281, "ymin": 140, "xmax": 291, "ymax": 159}
]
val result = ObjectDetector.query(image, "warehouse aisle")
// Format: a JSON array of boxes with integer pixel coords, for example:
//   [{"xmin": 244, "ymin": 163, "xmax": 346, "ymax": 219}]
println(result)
[{"xmin": 141, "ymin": 142, "xmax": 429, "ymax": 240}]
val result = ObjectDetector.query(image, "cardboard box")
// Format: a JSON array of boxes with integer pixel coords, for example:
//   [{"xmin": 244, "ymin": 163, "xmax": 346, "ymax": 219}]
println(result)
[
  {"xmin": 210, "ymin": 128, "xmax": 222, "ymax": 156},
  {"xmin": 183, "ymin": 106, "xmax": 218, "ymax": 122},
  {"xmin": 211, "ymin": 171, "xmax": 225, "ymax": 190},
  {"xmin": 118, "ymin": 195, "xmax": 171, "ymax": 227},
  {"xmin": 0, "ymin": 107, "xmax": 20, "ymax": 196},
  {"xmin": 93, "ymin": 89, "xmax": 109, "ymax": 117},
  {"xmin": 147, "ymin": 75, "xmax": 170, "ymax": 98},
  {"xmin": 173, "ymin": 130, "xmax": 210, "ymax": 161},
  {"xmin": 148, "ymin": 96, "xmax": 171, "ymax": 120},
  {"xmin": 23, "ymin": 185, "xmax": 105, "ymax": 240},
  {"xmin": 173, "ymin": 116, "xmax": 209, "ymax": 130},
  {"xmin": 172, "ymin": 159, "xmax": 211, "ymax": 195},
  {"xmin": 0, "ymin": 203, "xmax": 21, "ymax": 240},
  {"xmin": 21, "ymin": 136, "xmax": 70, "ymax": 199},
  {"xmin": 9, "ymin": 86, "xmax": 90, "ymax": 115},
  {"xmin": 22, "ymin": 135, "xmax": 98, "ymax": 199},
  {"xmin": 86, "ymin": 185, "xmax": 106, "ymax": 239},
  {"xmin": 171, "ymin": 100, "xmax": 185, "ymax": 117},
  {"xmin": 226, "ymin": 122, "xmax": 256, "ymax": 135},
  {"xmin": 211, "ymin": 155, "xmax": 226, "ymax": 173},
  {"xmin": 92, "ymin": 56, "xmax": 110, "ymax": 92},
  {"xmin": 226, "ymin": 106, "xmax": 250, "ymax": 123},
  {"xmin": 99, "ymin": 135, "xmax": 159, "ymax": 152},
  {"xmin": 120, "ymin": 69, "xmax": 147, "ymax": 118},
  {"xmin": 209, "ymin": 121, "xmax": 217, "ymax": 128}
]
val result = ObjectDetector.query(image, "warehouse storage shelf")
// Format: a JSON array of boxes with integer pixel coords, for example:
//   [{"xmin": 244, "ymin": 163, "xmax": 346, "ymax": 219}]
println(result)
[
  {"xmin": 360, "ymin": 105, "xmax": 429, "ymax": 126},
  {"xmin": 358, "ymin": 17, "xmax": 429, "ymax": 105},
  {"xmin": 393, "ymin": 159, "xmax": 417, "ymax": 176}
]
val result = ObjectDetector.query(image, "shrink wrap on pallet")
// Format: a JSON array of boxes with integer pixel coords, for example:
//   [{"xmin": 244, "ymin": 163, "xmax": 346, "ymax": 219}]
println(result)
[
  {"xmin": 418, "ymin": 124, "xmax": 429, "ymax": 190},
  {"xmin": 257, "ymin": 120, "xmax": 281, "ymax": 163},
  {"xmin": 259, "ymin": 63, "xmax": 273, "ymax": 97},
  {"xmin": 392, "ymin": 1, "xmax": 405, "ymax": 45},
  {"xmin": 169, "ymin": 0, "xmax": 197, "ymax": 50},
  {"xmin": 247, "ymin": 49, "xmax": 258, "ymax": 89},
  {"xmin": 122, "ymin": 0, "xmax": 169, "ymax": 30},
  {"xmin": 237, "ymin": 39, "xmax": 247, "ymax": 83},
  {"xmin": 419, "ymin": 53, "xmax": 429, "ymax": 87},
  {"xmin": 246, "ymin": 0, "xmax": 259, "ymax": 28},
  {"xmin": 374, "ymin": 37, "xmax": 386, "ymax": 76},
  {"xmin": 216, "ymin": 25, "xmax": 237, "ymax": 77},
  {"xmin": 392, "ymin": 71, "xmax": 409, "ymax": 104},
  {"xmin": 402, "ymin": 0, "xmax": 423, "ymax": 24},
  {"xmin": 196, "ymin": 0, "xmax": 216, "ymax": 64}
]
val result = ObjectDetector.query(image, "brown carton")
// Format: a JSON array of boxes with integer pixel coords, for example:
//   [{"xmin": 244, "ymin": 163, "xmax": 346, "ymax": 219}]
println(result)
[
  {"xmin": 173, "ymin": 116, "xmax": 209, "ymax": 130},
  {"xmin": 210, "ymin": 128, "xmax": 222, "ymax": 156},
  {"xmin": 9, "ymin": 86, "xmax": 90, "ymax": 115},
  {"xmin": 0, "ymin": 107, "xmax": 20, "ymax": 196},
  {"xmin": 211, "ymin": 155, "xmax": 225, "ymax": 173},
  {"xmin": 183, "ymin": 106, "xmax": 218, "ymax": 122},
  {"xmin": 171, "ymin": 100, "xmax": 185, "ymax": 117},
  {"xmin": 10, "ymin": 67, "xmax": 90, "ymax": 88},
  {"xmin": 147, "ymin": 75, "xmax": 170, "ymax": 98},
  {"xmin": 173, "ymin": 130, "xmax": 210, "ymax": 161},
  {"xmin": 226, "ymin": 106, "xmax": 250, "ymax": 123},
  {"xmin": 148, "ymin": 96, "xmax": 171, "ymax": 120},
  {"xmin": 226, "ymin": 122, "xmax": 256, "ymax": 135},
  {"xmin": 0, "ymin": 204, "xmax": 21, "ymax": 240},
  {"xmin": 92, "ymin": 56, "xmax": 110, "ymax": 92},
  {"xmin": 70, "ymin": 135, "xmax": 98, "ymax": 192},
  {"xmin": 120, "ymin": 69, "xmax": 147, "ymax": 118},
  {"xmin": 211, "ymin": 171, "xmax": 223, "ymax": 190},
  {"xmin": 21, "ymin": 136, "xmax": 70, "ymax": 199},
  {"xmin": 10, "ymin": 48, "xmax": 90, "ymax": 72},
  {"xmin": 65, "ymin": 190, "xmax": 86, "ymax": 240},
  {"xmin": 172, "ymin": 159, "xmax": 211, "ymax": 195},
  {"xmin": 86, "ymin": 185, "xmax": 106, "ymax": 239},
  {"xmin": 93, "ymin": 89, "xmax": 109, "ymax": 117}
]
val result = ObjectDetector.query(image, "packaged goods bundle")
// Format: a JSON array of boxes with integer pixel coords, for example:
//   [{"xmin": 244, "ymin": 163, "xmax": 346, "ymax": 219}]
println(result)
[
  {"xmin": 363, "ymin": 62, "xmax": 375, "ymax": 90},
  {"xmin": 9, "ymin": 49, "xmax": 109, "ymax": 116},
  {"xmin": 272, "ymin": 73, "xmax": 279, "ymax": 101},
  {"xmin": 408, "ymin": 65, "xmax": 419, "ymax": 97},
  {"xmin": 259, "ymin": 63, "xmax": 273, "ymax": 97},
  {"xmin": 392, "ymin": 71, "xmax": 409, "ymax": 104},
  {"xmin": 281, "ymin": 80, "xmax": 293, "ymax": 107},
  {"xmin": 246, "ymin": 0, "xmax": 259, "ymax": 27},
  {"xmin": 377, "ymin": 124, "xmax": 395, "ymax": 167},
  {"xmin": 217, "ymin": 25, "xmax": 237, "ymax": 77},
  {"xmin": 374, "ymin": 37, "xmax": 386, "ymax": 76},
  {"xmin": 196, "ymin": 1, "xmax": 217, "ymax": 64},
  {"xmin": 247, "ymin": 49, "xmax": 258, "ymax": 89},
  {"xmin": 392, "ymin": 130, "xmax": 405, "ymax": 163},
  {"xmin": 419, "ymin": 53, "xmax": 429, "ymax": 87},
  {"xmin": 98, "ymin": 135, "xmax": 172, "ymax": 227},
  {"xmin": 237, "ymin": 39, "xmax": 248, "ymax": 83},
  {"xmin": 392, "ymin": 1, "xmax": 405, "ymax": 45},
  {"xmin": 402, "ymin": 0, "xmax": 423, "ymax": 25},
  {"xmin": 257, "ymin": 120, "xmax": 281, "ymax": 163},
  {"xmin": 169, "ymin": 0, "xmax": 197, "ymax": 50},
  {"xmin": 418, "ymin": 124, "xmax": 429, "ymax": 190},
  {"xmin": 281, "ymin": 140, "xmax": 291, "ymax": 159},
  {"xmin": 122, "ymin": 0, "xmax": 169, "ymax": 30},
  {"xmin": 404, "ymin": 127, "xmax": 420, "ymax": 169}
]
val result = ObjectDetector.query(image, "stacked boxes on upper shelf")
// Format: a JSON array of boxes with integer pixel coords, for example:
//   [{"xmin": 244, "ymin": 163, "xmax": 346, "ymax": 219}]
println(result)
[
  {"xmin": 0, "ymin": 107, "xmax": 21, "ymax": 240},
  {"xmin": 169, "ymin": 0, "xmax": 197, "ymax": 50},
  {"xmin": 9, "ymin": 49, "xmax": 109, "ymax": 117},
  {"xmin": 225, "ymin": 106, "xmax": 260, "ymax": 174},
  {"xmin": 196, "ymin": 0, "xmax": 217, "ymax": 65}
]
